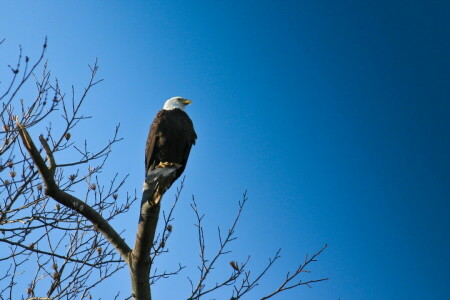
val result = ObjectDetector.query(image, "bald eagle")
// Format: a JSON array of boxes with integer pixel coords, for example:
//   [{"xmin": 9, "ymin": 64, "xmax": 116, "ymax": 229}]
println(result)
[{"xmin": 145, "ymin": 97, "xmax": 197, "ymax": 181}]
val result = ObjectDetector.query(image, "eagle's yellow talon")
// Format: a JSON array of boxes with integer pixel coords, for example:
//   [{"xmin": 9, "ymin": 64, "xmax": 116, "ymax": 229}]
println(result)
[
  {"xmin": 156, "ymin": 162, "xmax": 183, "ymax": 169},
  {"xmin": 156, "ymin": 162, "xmax": 170, "ymax": 168}
]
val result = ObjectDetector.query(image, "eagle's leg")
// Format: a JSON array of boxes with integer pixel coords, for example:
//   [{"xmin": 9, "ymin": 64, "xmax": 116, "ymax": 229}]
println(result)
[{"xmin": 155, "ymin": 162, "xmax": 182, "ymax": 169}]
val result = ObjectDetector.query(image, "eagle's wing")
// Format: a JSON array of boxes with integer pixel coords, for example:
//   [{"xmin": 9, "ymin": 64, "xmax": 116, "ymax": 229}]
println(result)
[{"xmin": 145, "ymin": 111, "xmax": 162, "ymax": 176}]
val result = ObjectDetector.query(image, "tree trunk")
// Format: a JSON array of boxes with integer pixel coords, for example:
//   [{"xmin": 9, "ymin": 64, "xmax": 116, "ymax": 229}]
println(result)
[{"xmin": 130, "ymin": 167, "xmax": 179, "ymax": 300}]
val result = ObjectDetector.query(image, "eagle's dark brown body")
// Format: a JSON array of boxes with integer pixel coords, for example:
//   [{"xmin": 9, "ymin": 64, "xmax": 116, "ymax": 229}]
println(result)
[{"xmin": 145, "ymin": 108, "xmax": 197, "ymax": 180}]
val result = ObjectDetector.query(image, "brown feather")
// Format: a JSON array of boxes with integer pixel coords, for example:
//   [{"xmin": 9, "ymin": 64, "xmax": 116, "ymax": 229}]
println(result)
[{"xmin": 145, "ymin": 108, "xmax": 197, "ymax": 180}]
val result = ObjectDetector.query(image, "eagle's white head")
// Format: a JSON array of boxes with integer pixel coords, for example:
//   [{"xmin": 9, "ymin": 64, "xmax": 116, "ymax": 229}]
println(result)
[{"xmin": 163, "ymin": 96, "xmax": 192, "ymax": 111}]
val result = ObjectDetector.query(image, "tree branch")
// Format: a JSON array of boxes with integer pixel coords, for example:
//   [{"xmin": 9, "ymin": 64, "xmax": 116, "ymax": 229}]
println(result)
[
  {"xmin": 188, "ymin": 192, "xmax": 248, "ymax": 299},
  {"xmin": 259, "ymin": 244, "xmax": 328, "ymax": 300},
  {"xmin": 0, "ymin": 238, "xmax": 112, "ymax": 267},
  {"xmin": 130, "ymin": 166, "xmax": 180, "ymax": 300},
  {"xmin": 14, "ymin": 118, "xmax": 132, "ymax": 263}
]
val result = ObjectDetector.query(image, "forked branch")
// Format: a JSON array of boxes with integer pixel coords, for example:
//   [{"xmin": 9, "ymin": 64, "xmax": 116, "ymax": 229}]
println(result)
[
  {"xmin": 14, "ymin": 118, "xmax": 132, "ymax": 263},
  {"xmin": 259, "ymin": 244, "xmax": 328, "ymax": 300}
]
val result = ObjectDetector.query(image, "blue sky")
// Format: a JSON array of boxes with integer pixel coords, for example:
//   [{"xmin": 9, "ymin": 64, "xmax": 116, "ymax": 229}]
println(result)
[{"xmin": 1, "ymin": 1, "xmax": 449, "ymax": 299}]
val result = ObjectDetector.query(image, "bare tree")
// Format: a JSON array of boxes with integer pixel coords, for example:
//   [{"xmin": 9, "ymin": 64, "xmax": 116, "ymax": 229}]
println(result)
[
  {"xmin": 0, "ymin": 39, "xmax": 327, "ymax": 300},
  {"xmin": 1, "ymin": 38, "xmax": 134, "ymax": 300}
]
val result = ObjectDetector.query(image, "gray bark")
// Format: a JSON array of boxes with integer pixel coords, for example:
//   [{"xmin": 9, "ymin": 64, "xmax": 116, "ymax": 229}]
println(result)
[{"xmin": 130, "ymin": 167, "xmax": 179, "ymax": 300}]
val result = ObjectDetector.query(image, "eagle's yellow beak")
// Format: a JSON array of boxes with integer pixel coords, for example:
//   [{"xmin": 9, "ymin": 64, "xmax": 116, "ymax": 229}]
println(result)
[{"xmin": 183, "ymin": 99, "xmax": 192, "ymax": 105}]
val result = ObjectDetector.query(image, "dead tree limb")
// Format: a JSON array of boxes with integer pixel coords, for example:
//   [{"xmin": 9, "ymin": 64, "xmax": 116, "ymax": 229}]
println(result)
[
  {"xmin": 14, "ymin": 118, "xmax": 132, "ymax": 263},
  {"xmin": 130, "ymin": 166, "xmax": 179, "ymax": 300}
]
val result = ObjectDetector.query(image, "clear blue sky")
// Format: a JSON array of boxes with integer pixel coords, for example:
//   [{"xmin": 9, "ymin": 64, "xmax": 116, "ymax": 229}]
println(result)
[{"xmin": 1, "ymin": 1, "xmax": 449, "ymax": 299}]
